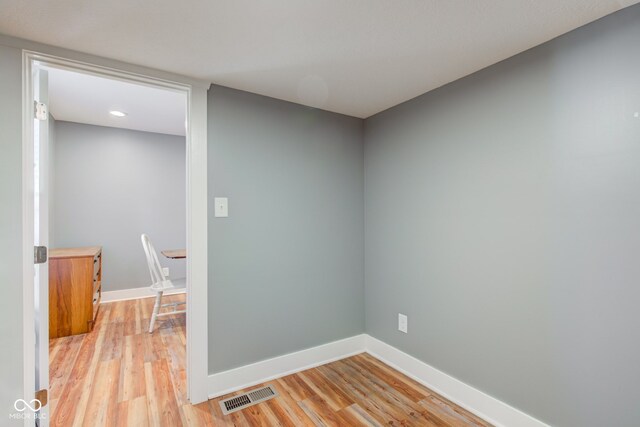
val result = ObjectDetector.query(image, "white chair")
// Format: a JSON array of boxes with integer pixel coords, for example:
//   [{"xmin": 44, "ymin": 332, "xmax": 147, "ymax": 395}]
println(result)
[{"xmin": 141, "ymin": 233, "xmax": 186, "ymax": 333}]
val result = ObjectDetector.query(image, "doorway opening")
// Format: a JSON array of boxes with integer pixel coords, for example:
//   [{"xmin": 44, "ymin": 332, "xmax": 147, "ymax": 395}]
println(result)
[{"xmin": 22, "ymin": 52, "xmax": 209, "ymax": 426}]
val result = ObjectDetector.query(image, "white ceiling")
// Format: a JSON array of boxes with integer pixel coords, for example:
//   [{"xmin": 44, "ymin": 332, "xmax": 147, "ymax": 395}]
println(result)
[
  {"xmin": 44, "ymin": 66, "xmax": 186, "ymax": 136},
  {"xmin": 2, "ymin": 0, "xmax": 639, "ymax": 118}
]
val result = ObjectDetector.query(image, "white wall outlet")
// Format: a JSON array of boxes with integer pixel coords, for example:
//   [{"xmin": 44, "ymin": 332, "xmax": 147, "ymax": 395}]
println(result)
[
  {"xmin": 398, "ymin": 313, "xmax": 408, "ymax": 333},
  {"xmin": 214, "ymin": 197, "xmax": 228, "ymax": 217},
  {"xmin": 162, "ymin": 267, "xmax": 170, "ymax": 277}
]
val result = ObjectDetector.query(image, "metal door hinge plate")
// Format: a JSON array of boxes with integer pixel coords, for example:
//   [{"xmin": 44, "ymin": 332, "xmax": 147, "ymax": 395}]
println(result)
[
  {"xmin": 34, "ymin": 246, "xmax": 47, "ymax": 264},
  {"xmin": 34, "ymin": 101, "xmax": 48, "ymax": 121}
]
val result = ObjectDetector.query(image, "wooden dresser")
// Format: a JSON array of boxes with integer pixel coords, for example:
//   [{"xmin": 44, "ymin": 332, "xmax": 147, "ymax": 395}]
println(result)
[{"xmin": 49, "ymin": 246, "xmax": 102, "ymax": 338}]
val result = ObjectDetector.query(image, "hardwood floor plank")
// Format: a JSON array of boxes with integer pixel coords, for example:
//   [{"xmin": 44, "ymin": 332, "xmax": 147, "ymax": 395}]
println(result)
[
  {"xmin": 51, "ymin": 322, "xmax": 104, "ymax": 427},
  {"xmin": 358, "ymin": 352, "xmax": 437, "ymax": 398},
  {"xmin": 108, "ymin": 300, "xmax": 127, "ymax": 323},
  {"xmin": 265, "ymin": 399, "xmax": 307, "ymax": 427},
  {"xmin": 297, "ymin": 370, "xmax": 353, "ymax": 411},
  {"xmin": 144, "ymin": 359, "xmax": 182, "ymax": 426},
  {"xmin": 259, "ymin": 402, "xmax": 288, "ymax": 426},
  {"xmin": 240, "ymin": 402, "xmax": 279, "ymax": 427},
  {"xmin": 127, "ymin": 395, "xmax": 150, "ymax": 427},
  {"xmin": 314, "ymin": 367, "xmax": 390, "ymax": 425},
  {"xmin": 278, "ymin": 373, "xmax": 316, "ymax": 401},
  {"xmin": 229, "ymin": 410, "xmax": 252, "ymax": 426},
  {"xmin": 116, "ymin": 400, "xmax": 129, "ymax": 426},
  {"xmin": 49, "ymin": 335, "xmax": 83, "ymax": 407},
  {"xmin": 339, "ymin": 357, "xmax": 440, "ymax": 426},
  {"xmin": 100, "ymin": 321, "xmax": 124, "ymax": 361},
  {"xmin": 351, "ymin": 353, "xmax": 431, "ymax": 402},
  {"xmin": 163, "ymin": 332, "xmax": 188, "ymax": 405},
  {"xmin": 418, "ymin": 396, "xmax": 489, "ymax": 427},
  {"xmin": 118, "ymin": 334, "xmax": 146, "ymax": 402},
  {"xmin": 82, "ymin": 358, "xmax": 120, "ymax": 426},
  {"xmin": 298, "ymin": 399, "xmax": 330, "ymax": 426},
  {"xmin": 51, "ymin": 295, "xmax": 492, "ymax": 426},
  {"xmin": 182, "ymin": 401, "xmax": 217, "ymax": 427},
  {"xmin": 298, "ymin": 394, "xmax": 344, "ymax": 427},
  {"xmin": 320, "ymin": 360, "xmax": 418, "ymax": 426},
  {"xmin": 337, "ymin": 404, "xmax": 383, "ymax": 427},
  {"xmin": 122, "ymin": 300, "xmax": 135, "ymax": 334},
  {"xmin": 316, "ymin": 364, "xmax": 369, "ymax": 401},
  {"xmin": 355, "ymin": 355, "xmax": 490, "ymax": 427},
  {"xmin": 341, "ymin": 357, "xmax": 436, "ymax": 422},
  {"xmin": 207, "ymin": 398, "xmax": 233, "ymax": 426},
  {"xmin": 272, "ymin": 379, "xmax": 317, "ymax": 425}
]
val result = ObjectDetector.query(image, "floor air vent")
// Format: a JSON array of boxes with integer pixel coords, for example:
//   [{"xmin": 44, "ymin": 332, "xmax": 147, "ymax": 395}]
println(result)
[{"xmin": 219, "ymin": 385, "xmax": 278, "ymax": 415}]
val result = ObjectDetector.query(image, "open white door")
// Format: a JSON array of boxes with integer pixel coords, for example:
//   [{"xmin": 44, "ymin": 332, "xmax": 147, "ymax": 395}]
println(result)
[{"xmin": 32, "ymin": 66, "xmax": 50, "ymax": 426}]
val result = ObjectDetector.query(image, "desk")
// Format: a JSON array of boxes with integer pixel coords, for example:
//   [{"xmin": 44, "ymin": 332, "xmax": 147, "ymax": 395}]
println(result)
[{"xmin": 161, "ymin": 249, "xmax": 186, "ymax": 259}]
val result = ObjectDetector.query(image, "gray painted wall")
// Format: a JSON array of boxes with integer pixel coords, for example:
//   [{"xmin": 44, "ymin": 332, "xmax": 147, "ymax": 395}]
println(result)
[
  {"xmin": 0, "ymin": 42, "xmax": 24, "ymax": 424},
  {"xmin": 364, "ymin": 5, "xmax": 640, "ymax": 427},
  {"xmin": 208, "ymin": 85, "xmax": 364, "ymax": 373},
  {"xmin": 53, "ymin": 121, "xmax": 186, "ymax": 292}
]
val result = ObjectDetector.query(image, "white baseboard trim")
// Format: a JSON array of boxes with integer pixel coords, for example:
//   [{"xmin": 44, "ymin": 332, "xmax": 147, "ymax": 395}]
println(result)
[
  {"xmin": 206, "ymin": 333, "xmax": 549, "ymax": 426},
  {"xmin": 208, "ymin": 334, "xmax": 367, "ymax": 398},
  {"xmin": 101, "ymin": 286, "xmax": 186, "ymax": 303},
  {"xmin": 365, "ymin": 336, "xmax": 549, "ymax": 427}
]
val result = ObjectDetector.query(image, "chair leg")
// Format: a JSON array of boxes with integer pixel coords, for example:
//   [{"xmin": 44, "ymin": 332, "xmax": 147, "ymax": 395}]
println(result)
[{"xmin": 149, "ymin": 291, "xmax": 163, "ymax": 333}]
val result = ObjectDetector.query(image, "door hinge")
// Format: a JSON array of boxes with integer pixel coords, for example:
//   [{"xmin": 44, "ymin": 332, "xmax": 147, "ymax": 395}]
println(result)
[
  {"xmin": 34, "ymin": 101, "xmax": 48, "ymax": 121},
  {"xmin": 34, "ymin": 246, "xmax": 47, "ymax": 264},
  {"xmin": 34, "ymin": 389, "xmax": 48, "ymax": 408}
]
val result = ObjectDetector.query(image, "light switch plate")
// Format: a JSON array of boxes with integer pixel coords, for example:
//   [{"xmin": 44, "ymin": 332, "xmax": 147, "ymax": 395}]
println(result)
[
  {"xmin": 398, "ymin": 313, "xmax": 408, "ymax": 333},
  {"xmin": 214, "ymin": 197, "xmax": 228, "ymax": 217}
]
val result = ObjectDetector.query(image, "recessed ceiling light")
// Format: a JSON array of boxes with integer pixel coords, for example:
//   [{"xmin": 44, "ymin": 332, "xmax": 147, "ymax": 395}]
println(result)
[{"xmin": 109, "ymin": 110, "xmax": 127, "ymax": 117}]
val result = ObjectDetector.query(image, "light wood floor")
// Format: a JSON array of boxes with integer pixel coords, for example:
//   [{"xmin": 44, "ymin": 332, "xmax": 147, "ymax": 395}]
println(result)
[{"xmin": 50, "ymin": 295, "xmax": 491, "ymax": 426}]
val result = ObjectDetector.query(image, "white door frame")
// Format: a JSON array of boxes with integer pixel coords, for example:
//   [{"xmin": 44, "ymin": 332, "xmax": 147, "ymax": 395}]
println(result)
[{"xmin": 21, "ymin": 51, "xmax": 209, "ymax": 423}]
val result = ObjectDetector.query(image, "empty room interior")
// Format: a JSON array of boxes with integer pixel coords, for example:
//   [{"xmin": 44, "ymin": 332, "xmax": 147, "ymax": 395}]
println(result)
[{"xmin": 1, "ymin": 1, "xmax": 640, "ymax": 426}]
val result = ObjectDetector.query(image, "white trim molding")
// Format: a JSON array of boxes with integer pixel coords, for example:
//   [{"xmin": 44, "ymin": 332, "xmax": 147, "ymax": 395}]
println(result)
[
  {"xmin": 208, "ymin": 335, "xmax": 367, "ymax": 398},
  {"xmin": 101, "ymin": 286, "xmax": 186, "ymax": 303},
  {"xmin": 21, "ymin": 48, "xmax": 36, "ymax": 427},
  {"xmin": 185, "ymin": 84, "xmax": 209, "ymax": 404},
  {"xmin": 207, "ymin": 334, "xmax": 549, "ymax": 427},
  {"xmin": 21, "ymin": 48, "xmax": 209, "ymax": 418}
]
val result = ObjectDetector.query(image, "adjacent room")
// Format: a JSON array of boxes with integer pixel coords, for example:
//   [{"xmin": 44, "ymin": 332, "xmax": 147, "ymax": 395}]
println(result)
[
  {"xmin": 2, "ymin": 1, "xmax": 640, "ymax": 427},
  {"xmin": 40, "ymin": 66, "xmax": 189, "ymax": 423}
]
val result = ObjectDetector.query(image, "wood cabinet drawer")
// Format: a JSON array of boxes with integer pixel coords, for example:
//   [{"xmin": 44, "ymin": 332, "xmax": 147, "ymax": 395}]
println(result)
[
  {"xmin": 93, "ymin": 279, "xmax": 101, "ymax": 295},
  {"xmin": 93, "ymin": 254, "xmax": 101, "ymax": 279},
  {"xmin": 49, "ymin": 246, "xmax": 102, "ymax": 338},
  {"xmin": 92, "ymin": 297, "xmax": 101, "ymax": 322}
]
